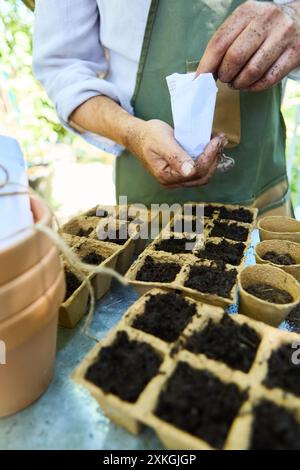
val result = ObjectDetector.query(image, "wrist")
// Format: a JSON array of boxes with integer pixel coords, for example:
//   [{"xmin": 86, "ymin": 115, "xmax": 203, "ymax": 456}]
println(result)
[{"xmin": 122, "ymin": 115, "xmax": 147, "ymax": 157}]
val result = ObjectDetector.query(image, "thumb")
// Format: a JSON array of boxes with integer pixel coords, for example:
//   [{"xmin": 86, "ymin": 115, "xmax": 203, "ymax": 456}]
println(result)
[
  {"xmin": 163, "ymin": 139, "xmax": 196, "ymax": 178},
  {"xmin": 195, "ymin": 51, "xmax": 219, "ymax": 79},
  {"xmin": 201, "ymin": 133, "xmax": 228, "ymax": 160}
]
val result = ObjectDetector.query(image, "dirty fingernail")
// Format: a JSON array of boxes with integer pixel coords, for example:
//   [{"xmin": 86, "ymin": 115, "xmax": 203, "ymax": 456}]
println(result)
[{"xmin": 181, "ymin": 162, "xmax": 194, "ymax": 177}]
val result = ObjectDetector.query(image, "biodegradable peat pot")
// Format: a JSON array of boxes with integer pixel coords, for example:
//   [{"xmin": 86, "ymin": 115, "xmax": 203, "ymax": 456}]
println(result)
[
  {"xmin": 59, "ymin": 275, "xmax": 90, "ymax": 329},
  {"xmin": 258, "ymin": 216, "xmax": 300, "ymax": 243},
  {"xmin": 238, "ymin": 265, "xmax": 300, "ymax": 327},
  {"xmin": 0, "ymin": 245, "xmax": 62, "ymax": 322},
  {"xmin": 0, "ymin": 270, "xmax": 65, "ymax": 417},
  {"xmin": 0, "ymin": 195, "xmax": 53, "ymax": 287},
  {"xmin": 255, "ymin": 240, "xmax": 300, "ymax": 281}
]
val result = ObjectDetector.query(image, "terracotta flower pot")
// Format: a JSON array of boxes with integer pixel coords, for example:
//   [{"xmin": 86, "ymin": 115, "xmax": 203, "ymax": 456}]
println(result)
[
  {"xmin": 258, "ymin": 216, "xmax": 300, "ymax": 243},
  {"xmin": 0, "ymin": 195, "xmax": 53, "ymax": 287},
  {"xmin": 238, "ymin": 265, "xmax": 300, "ymax": 327},
  {"xmin": 0, "ymin": 245, "xmax": 62, "ymax": 322},
  {"xmin": 0, "ymin": 270, "xmax": 65, "ymax": 417},
  {"xmin": 255, "ymin": 239, "xmax": 300, "ymax": 281}
]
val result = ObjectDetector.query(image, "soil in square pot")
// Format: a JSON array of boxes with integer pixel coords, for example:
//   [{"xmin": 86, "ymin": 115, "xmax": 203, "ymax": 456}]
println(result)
[
  {"xmin": 219, "ymin": 206, "xmax": 253, "ymax": 224},
  {"xmin": 63, "ymin": 217, "xmax": 99, "ymax": 238},
  {"xmin": 250, "ymin": 400, "xmax": 300, "ymax": 450},
  {"xmin": 262, "ymin": 251, "xmax": 296, "ymax": 266},
  {"xmin": 154, "ymin": 362, "xmax": 247, "ymax": 449},
  {"xmin": 171, "ymin": 217, "xmax": 205, "ymax": 235},
  {"xmin": 263, "ymin": 343, "xmax": 300, "ymax": 397},
  {"xmin": 244, "ymin": 283, "xmax": 293, "ymax": 304},
  {"xmin": 210, "ymin": 221, "xmax": 249, "ymax": 242},
  {"xmin": 132, "ymin": 292, "xmax": 196, "ymax": 343},
  {"xmin": 198, "ymin": 239, "xmax": 246, "ymax": 266},
  {"xmin": 189, "ymin": 204, "xmax": 219, "ymax": 218},
  {"xmin": 81, "ymin": 252, "xmax": 105, "ymax": 265},
  {"xmin": 184, "ymin": 315, "xmax": 261, "ymax": 373},
  {"xmin": 77, "ymin": 227, "xmax": 94, "ymax": 237},
  {"xmin": 85, "ymin": 331, "xmax": 162, "ymax": 403},
  {"xmin": 136, "ymin": 256, "xmax": 181, "ymax": 283},
  {"xmin": 184, "ymin": 263, "xmax": 237, "ymax": 299},
  {"xmin": 155, "ymin": 236, "xmax": 196, "ymax": 254},
  {"xmin": 64, "ymin": 270, "xmax": 82, "ymax": 301},
  {"xmin": 99, "ymin": 228, "xmax": 129, "ymax": 245}
]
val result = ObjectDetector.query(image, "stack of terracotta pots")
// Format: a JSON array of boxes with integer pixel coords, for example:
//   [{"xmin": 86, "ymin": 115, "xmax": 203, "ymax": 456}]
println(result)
[{"xmin": 0, "ymin": 196, "xmax": 65, "ymax": 417}]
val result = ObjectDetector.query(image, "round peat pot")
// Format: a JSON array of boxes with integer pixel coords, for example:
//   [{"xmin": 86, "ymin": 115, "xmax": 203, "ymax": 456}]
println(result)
[
  {"xmin": 238, "ymin": 265, "xmax": 300, "ymax": 327},
  {"xmin": 0, "ymin": 271, "xmax": 65, "ymax": 417},
  {"xmin": 0, "ymin": 245, "xmax": 62, "ymax": 322},
  {"xmin": 0, "ymin": 195, "xmax": 53, "ymax": 287},
  {"xmin": 258, "ymin": 216, "xmax": 300, "ymax": 243},
  {"xmin": 255, "ymin": 240, "xmax": 300, "ymax": 281}
]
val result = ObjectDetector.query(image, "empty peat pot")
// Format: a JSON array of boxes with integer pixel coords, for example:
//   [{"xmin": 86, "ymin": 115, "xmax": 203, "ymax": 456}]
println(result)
[
  {"xmin": 255, "ymin": 239, "xmax": 300, "ymax": 281},
  {"xmin": 258, "ymin": 216, "xmax": 300, "ymax": 243},
  {"xmin": 238, "ymin": 265, "xmax": 300, "ymax": 327},
  {"xmin": 0, "ymin": 195, "xmax": 53, "ymax": 286},
  {"xmin": 0, "ymin": 270, "xmax": 65, "ymax": 417}
]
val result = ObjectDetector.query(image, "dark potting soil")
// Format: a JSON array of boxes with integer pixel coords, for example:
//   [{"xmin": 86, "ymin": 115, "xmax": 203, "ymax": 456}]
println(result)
[
  {"xmin": 250, "ymin": 400, "xmax": 300, "ymax": 450},
  {"xmin": 204, "ymin": 205, "xmax": 219, "ymax": 218},
  {"xmin": 188, "ymin": 204, "xmax": 218, "ymax": 218},
  {"xmin": 184, "ymin": 315, "xmax": 261, "ymax": 373},
  {"xmin": 132, "ymin": 292, "xmax": 196, "ymax": 343},
  {"xmin": 81, "ymin": 252, "xmax": 105, "ymax": 265},
  {"xmin": 77, "ymin": 227, "xmax": 94, "ymax": 238},
  {"xmin": 262, "ymin": 251, "xmax": 296, "ymax": 266},
  {"xmin": 219, "ymin": 206, "xmax": 253, "ymax": 224},
  {"xmin": 136, "ymin": 256, "xmax": 181, "ymax": 283},
  {"xmin": 100, "ymin": 228, "xmax": 129, "ymax": 245},
  {"xmin": 172, "ymin": 217, "xmax": 204, "ymax": 235},
  {"xmin": 155, "ymin": 236, "xmax": 196, "ymax": 254},
  {"xmin": 184, "ymin": 264, "xmax": 237, "ymax": 298},
  {"xmin": 155, "ymin": 362, "xmax": 247, "ymax": 449},
  {"xmin": 286, "ymin": 303, "xmax": 300, "ymax": 332},
  {"xmin": 263, "ymin": 343, "xmax": 300, "ymax": 397},
  {"xmin": 85, "ymin": 331, "xmax": 162, "ymax": 403},
  {"xmin": 64, "ymin": 270, "xmax": 82, "ymax": 301},
  {"xmin": 210, "ymin": 221, "xmax": 249, "ymax": 242},
  {"xmin": 245, "ymin": 283, "xmax": 293, "ymax": 304},
  {"xmin": 198, "ymin": 239, "xmax": 245, "ymax": 266}
]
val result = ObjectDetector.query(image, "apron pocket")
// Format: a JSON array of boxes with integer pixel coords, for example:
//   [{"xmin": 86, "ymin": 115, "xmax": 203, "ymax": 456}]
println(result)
[{"xmin": 186, "ymin": 59, "xmax": 241, "ymax": 148}]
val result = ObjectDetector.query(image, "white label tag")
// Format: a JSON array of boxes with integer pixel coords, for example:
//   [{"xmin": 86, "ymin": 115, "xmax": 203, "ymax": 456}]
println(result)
[
  {"xmin": 0, "ymin": 136, "xmax": 33, "ymax": 250},
  {"xmin": 166, "ymin": 72, "xmax": 218, "ymax": 159}
]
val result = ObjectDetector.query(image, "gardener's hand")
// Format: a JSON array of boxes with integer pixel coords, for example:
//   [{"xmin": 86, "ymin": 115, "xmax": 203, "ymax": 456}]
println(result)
[
  {"xmin": 129, "ymin": 119, "xmax": 227, "ymax": 189},
  {"xmin": 196, "ymin": 0, "xmax": 300, "ymax": 91}
]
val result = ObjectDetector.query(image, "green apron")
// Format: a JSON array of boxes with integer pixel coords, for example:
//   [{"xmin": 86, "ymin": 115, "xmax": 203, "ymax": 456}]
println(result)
[{"xmin": 115, "ymin": 0, "xmax": 289, "ymax": 213}]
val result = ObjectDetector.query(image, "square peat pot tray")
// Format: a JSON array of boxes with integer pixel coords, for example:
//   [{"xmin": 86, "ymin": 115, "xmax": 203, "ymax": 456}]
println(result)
[{"xmin": 73, "ymin": 288, "xmax": 300, "ymax": 450}]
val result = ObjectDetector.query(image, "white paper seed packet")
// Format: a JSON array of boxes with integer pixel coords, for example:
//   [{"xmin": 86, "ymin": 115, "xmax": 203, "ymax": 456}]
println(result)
[
  {"xmin": 166, "ymin": 72, "xmax": 218, "ymax": 159},
  {"xmin": 0, "ymin": 135, "xmax": 33, "ymax": 250}
]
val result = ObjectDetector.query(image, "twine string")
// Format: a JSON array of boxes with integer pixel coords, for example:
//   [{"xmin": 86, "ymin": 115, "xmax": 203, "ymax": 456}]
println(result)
[{"xmin": 0, "ymin": 163, "xmax": 128, "ymax": 336}]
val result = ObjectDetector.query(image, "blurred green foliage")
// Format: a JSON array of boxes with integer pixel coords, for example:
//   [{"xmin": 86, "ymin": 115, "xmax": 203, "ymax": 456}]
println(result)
[{"xmin": 0, "ymin": 0, "xmax": 72, "ymax": 163}]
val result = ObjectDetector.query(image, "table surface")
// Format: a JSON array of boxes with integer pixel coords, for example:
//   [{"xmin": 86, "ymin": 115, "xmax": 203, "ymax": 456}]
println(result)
[{"xmin": 0, "ymin": 231, "xmax": 296, "ymax": 450}]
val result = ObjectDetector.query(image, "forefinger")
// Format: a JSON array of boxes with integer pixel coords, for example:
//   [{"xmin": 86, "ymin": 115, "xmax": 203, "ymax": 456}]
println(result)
[{"xmin": 196, "ymin": 2, "xmax": 256, "ymax": 76}]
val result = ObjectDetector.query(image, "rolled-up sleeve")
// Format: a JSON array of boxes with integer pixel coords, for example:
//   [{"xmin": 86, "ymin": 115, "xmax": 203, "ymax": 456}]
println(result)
[{"xmin": 33, "ymin": 0, "xmax": 130, "ymax": 155}]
